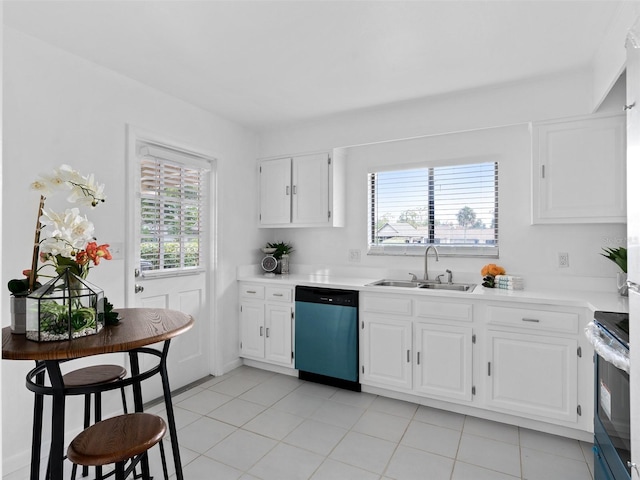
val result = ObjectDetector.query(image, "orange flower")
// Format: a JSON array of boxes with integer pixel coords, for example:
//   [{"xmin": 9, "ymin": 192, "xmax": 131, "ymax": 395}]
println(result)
[
  {"xmin": 481, "ymin": 264, "xmax": 506, "ymax": 277},
  {"xmin": 85, "ymin": 242, "xmax": 112, "ymax": 266},
  {"xmin": 75, "ymin": 250, "xmax": 90, "ymax": 266}
]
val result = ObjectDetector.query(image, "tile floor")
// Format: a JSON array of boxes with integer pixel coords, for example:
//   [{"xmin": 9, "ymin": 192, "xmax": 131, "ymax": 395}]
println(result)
[{"xmin": 5, "ymin": 365, "xmax": 595, "ymax": 480}]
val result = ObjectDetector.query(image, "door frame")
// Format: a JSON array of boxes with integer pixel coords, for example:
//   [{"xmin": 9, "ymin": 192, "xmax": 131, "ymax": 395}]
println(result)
[{"xmin": 124, "ymin": 124, "xmax": 219, "ymax": 376}]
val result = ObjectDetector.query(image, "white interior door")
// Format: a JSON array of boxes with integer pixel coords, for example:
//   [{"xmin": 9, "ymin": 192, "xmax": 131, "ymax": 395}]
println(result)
[{"xmin": 126, "ymin": 127, "xmax": 213, "ymax": 402}]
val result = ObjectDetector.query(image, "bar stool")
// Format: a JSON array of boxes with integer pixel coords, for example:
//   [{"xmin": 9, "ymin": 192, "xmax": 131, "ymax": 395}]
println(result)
[
  {"xmin": 62, "ymin": 364, "xmax": 128, "ymax": 479},
  {"xmin": 67, "ymin": 413, "xmax": 169, "ymax": 480}
]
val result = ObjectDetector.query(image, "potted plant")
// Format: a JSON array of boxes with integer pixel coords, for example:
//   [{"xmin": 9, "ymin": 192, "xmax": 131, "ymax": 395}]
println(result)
[
  {"xmin": 266, "ymin": 242, "xmax": 294, "ymax": 274},
  {"xmin": 601, "ymin": 247, "xmax": 628, "ymax": 296}
]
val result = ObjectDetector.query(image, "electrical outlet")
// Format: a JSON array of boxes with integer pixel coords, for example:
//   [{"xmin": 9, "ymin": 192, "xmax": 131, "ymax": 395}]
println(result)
[
  {"xmin": 558, "ymin": 252, "xmax": 569, "ymax": 268},
  {"xmin": 349, "ymin": 249, "xmax": 361, "ymax": 263}
]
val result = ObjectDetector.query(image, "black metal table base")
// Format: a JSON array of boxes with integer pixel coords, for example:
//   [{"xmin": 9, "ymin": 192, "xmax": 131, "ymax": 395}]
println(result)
[{"xmin": 26, "ymin": 340, "xmax": 184, "ymax": 480}]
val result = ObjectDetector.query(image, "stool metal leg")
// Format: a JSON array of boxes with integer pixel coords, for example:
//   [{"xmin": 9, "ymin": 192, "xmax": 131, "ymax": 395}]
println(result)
[
  {"xmin": 94, "ymin": 392, "xmax": 103, "ymax": 480},
  {"xmin": 81, "ymin": 394, "xmax": 91, "ymax": 477},
  {"xmin": 159, "ymin": 440, "xmax": 169, "ymax": 480}
]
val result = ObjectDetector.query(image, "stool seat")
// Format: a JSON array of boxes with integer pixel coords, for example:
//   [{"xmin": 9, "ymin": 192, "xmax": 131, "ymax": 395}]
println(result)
[
  {"xmin": 63, "ymin": 365, "xmax": 127, "ymax": 387},
  {"xmin": 68, "ymin": 413, "xmax": 166, "ymax": 467}
]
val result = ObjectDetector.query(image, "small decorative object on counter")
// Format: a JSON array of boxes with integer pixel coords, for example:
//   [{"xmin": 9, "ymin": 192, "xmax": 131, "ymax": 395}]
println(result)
[
  {"xmin": 26, "ymin": 268, "xmax": 104, "ymax": 342},
  {"xmin": 266, "ymin": 241, "xmax": 294, "ymax": 274},
  {"xmin": 601, "ymin": 246, "xmax": 628, "ymax": 296},
  {"xmin": 260, "ymin": 248, "xmax": 278, "ymax": 277},
  {"xmin": 481, "ymin": 263, "xmax": 506, "ymax": 288},
  {"xmin": 280, "ymin": 254, "xmax": 290, "ymax": 275},
  {"xmin": 494, "ymin": 275, "xmax": 524, "ymax": 290}
]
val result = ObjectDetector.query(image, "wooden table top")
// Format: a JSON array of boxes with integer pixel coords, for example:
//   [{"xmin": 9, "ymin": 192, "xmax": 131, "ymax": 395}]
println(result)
[{"xmin": 2, "ymin": 308, "xmax": 194, "ymax": 361}]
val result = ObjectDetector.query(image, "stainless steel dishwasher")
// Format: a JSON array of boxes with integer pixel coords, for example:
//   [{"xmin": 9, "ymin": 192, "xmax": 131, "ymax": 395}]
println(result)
[{"xmin": 294, "ymin": 286, "xmax": 360, "ymax": 391}]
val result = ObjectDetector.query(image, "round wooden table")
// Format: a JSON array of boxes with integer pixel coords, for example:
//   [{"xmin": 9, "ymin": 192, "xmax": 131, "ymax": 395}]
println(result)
[{"xmin": 2, "ymin": 308, "xmax": 194, "ymax": 480}]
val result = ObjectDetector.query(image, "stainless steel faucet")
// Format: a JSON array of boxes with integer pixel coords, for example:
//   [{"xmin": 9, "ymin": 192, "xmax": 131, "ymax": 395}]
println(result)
[{"xmin": 424, "ymin": 245, "xmax": 439, "ymax": 281}]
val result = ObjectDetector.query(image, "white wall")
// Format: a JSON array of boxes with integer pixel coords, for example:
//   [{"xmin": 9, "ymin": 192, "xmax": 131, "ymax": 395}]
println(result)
[
  {"xmin": 257, "ymin": 70, "xmax": 627, "ymax": 290},
  {"xmin": 2, "ymin": 28, "xmax": 260, "ymax": 473}
]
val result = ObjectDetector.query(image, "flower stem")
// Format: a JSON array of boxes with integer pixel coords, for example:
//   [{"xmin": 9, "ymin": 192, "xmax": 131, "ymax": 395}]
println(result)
[{"xmin": 29, "ymin": 195, "xmax": 46, "ymax": 293}]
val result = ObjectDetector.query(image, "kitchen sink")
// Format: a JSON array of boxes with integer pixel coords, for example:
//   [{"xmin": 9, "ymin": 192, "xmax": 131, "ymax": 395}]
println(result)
[
  {"xmin": 367, "ymin": 279, "xmax": 419, "ymax": 288},
  {"xmin": 366, "ymin": 279, "xmax": 476, "ymax": 292},
  {"xmin": 419, "ymin": 283, "xmax": 476, "ymax": 292}
]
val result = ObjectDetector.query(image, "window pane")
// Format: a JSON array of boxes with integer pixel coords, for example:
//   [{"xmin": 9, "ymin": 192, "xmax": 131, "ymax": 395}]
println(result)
[{"xmin": 369, "ymin": 162, "xmax": 498, "ymax": 255}]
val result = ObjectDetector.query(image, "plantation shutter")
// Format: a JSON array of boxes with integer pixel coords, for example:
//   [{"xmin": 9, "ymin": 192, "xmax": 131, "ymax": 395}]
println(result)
[{"xmin": 139, "ymin": 144, "xmax": 210, "ymax": 272}]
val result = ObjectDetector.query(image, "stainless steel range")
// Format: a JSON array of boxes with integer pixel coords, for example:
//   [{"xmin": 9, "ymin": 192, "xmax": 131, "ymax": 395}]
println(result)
[{"xmin": 587, "ymin": 311, "xmax": 630, "ymax": 480}]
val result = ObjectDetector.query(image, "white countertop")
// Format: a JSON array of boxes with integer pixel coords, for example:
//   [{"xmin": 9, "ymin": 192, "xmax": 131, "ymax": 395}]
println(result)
[{"xmin": 237, "ymin": 271, "xmax": 629, "ymax": 314}]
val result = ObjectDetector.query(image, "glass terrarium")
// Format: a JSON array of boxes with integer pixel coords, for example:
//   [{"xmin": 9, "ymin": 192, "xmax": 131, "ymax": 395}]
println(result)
[{"xmin": 26, "ymin": 269, "xmax": 104, "ymax": 342}]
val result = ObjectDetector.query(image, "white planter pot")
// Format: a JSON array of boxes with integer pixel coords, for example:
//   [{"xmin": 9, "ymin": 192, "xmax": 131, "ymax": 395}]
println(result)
[
  {"xmin": 10, "ymin": 296, "xmax": 26, "ymax": 334},
  {"xmin": 617, "ymin": 272, "xmax": 629, "ymax": 297}
]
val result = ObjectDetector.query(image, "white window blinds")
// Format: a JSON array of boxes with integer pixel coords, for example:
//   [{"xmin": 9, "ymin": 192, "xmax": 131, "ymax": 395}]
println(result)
[
  {"xmin": 368, "ymin": 161, "xmax": 498, "ymax": 257},
  {"xmin": 139, "ymin": 144, "xmax": 209, "ymax": 272}
]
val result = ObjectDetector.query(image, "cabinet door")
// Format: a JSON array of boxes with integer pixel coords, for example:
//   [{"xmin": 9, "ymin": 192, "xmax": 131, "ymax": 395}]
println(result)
[
  {"xmin": 531, "ymin": 113, "xmax": 626, "ymax": 224},
  {"xmin": 240, "ymin": 302, "xmax": 265, "ymax": 359},
  {"xmin": 361, "ymin": 314, "xmax": 412, "ymax": 390},
  {"xmin": 414, "ymin": 322, "xmax": 473, "ymax": 402},
  {"xmin": 265, "ymin": 304, "xmax": 293, "ymax": 366},
  {"xmin": 486, "ymin": 330, "xmax": 578, "ymax": 423},
  {"xmin": 260, "ymin": 157, "xmax": 292, "ymax": 225},
  {"xmin": 291, "ymin": 153, "xmax": 330, "ymax": 225}
]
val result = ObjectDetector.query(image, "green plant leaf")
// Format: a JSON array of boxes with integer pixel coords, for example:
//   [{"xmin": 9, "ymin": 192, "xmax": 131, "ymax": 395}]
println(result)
[{"xmin": 601, "ymin": 247, "xmax": 627, "ymax": 273}]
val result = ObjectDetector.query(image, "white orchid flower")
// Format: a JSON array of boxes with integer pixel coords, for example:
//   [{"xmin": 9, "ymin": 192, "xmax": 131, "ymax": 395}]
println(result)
[
  {"xmin": 33, "ymin": 165, "xmax": 106, "ymax": 207},
  {"xmin": 39, "ymin": 208, "xmax": 95, "ymax": 255},
  {"xmin": 67, "ymin": 172, "xmax": 106, "ymax": 207}
]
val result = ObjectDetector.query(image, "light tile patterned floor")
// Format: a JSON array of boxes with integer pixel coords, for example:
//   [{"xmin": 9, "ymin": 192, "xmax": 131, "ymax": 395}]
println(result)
[{"xmin": 5, "ymin": 365, "xmax": 595, "ymax": 480}]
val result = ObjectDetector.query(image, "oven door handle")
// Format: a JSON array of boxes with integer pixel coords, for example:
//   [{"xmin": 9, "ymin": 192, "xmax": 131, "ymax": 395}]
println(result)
[{"xmin": 585, "ymin": 321, "xmax": 630, "ymax": 374}]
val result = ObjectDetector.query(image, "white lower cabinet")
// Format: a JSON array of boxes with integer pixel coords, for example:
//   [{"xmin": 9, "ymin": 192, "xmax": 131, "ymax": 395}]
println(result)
[
  {"xmin": 239, "ymin": 283, "xmax": 293, "ymax": 367},
  {"xmin": 239, "ymin": 301, "xmax": 266, "ymax": 359},
  {"xmin": 360, "ymin": 293, "xmax": 474, "ymax": 403},
  {"xmin": 359, "ymin": 292, "xmax": 590, "ymax": 435},
  {"xmin": 264, "ymin": 304, "xmax": 293, "ymax": 365},
  {"xmin": 485, "ymin": 329, "xmax": 577, "ymax": 423},
  {"xmin": 361, "ymin": 314, "xmax": 413, "ymax": 390},
  {"xmin": 414, "ymin": 322, "xmax": 473, "ymax": 402},
  {"xmin": 483, "ymin": 304, "xmax": 582, "ymax": 424}
]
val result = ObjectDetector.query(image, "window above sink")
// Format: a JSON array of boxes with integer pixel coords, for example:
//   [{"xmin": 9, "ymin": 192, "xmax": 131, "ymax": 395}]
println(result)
[{"xmin": 367, "ymin": 159, "xmax": 499, "ymax": 258}]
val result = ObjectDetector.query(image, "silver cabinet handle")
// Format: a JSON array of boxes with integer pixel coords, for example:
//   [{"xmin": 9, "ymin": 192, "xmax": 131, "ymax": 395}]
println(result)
[
  {"xmin": 522, "ymin": 318, "xmax": 540, "ymax": 323},
  {"xmin": 292, "ymin": 185, "xmax": 297, "ymax": 194},
  {"xmin": 417, "ymin": 352, "xmax": 421, "ymax": 365},
  {"xmin": 488, "ymin": 362, "xmax": 492, "ymax": 376},
  {"xmin": 135, "ymin": 284, "xmax": 144, "ymax": 293},
  {"xmin": 260, "ymin": 326, "xmax": 264, "ymax": 337},
  {"xmin": 624, "ymin": 102, "xmax": 636, "ymax": 111},
  {"xmin": 266, "ymin": 327, "xmax": 270, "ymax": 338},
  {"xmin": 286, "ymin": 186, "xmax": 290, "ymax": 195},
  {"xmin": 246, "ymin": 290, "xmax": 257, "ymax": 294},
  {"xmin": 407, "ymin": 350, "xmax": 410, "ymax": 362},
  {"xmin": 272, "ymin": 293, "xmax": 283, "ymax": 297}
]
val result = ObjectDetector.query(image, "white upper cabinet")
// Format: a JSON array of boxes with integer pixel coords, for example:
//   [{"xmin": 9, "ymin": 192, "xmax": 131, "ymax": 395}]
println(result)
[
  {"xmin": 259, "ymin": 151, "xmax": 345, "ymax": 227},
  {"xmin": 531, "ymin": 113, "xmax": 626, "ymax": 224},
  {"xmin": 259, "ymin": 157, "xmax": 292, "ymax": 225}
]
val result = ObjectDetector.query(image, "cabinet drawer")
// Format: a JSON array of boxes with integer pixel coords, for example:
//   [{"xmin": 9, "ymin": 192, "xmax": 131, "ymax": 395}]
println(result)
[
  {"xmin": 487, "ymin": 305, "xmax": 578, "ymax": 333},
  {"xmin": 240, "ymin": 284, "xmax": 265, "ymax": 300},
  {"xmin": 266, "ymin": 287, "xmax": 292, "ymax": 302},
  {"xmin": 361, "ymin": 294, "xmax": 412, "ymax": 316},
  {"xmin": 415, "ymin": 300, "xmax": 472, "ymax": 322}
]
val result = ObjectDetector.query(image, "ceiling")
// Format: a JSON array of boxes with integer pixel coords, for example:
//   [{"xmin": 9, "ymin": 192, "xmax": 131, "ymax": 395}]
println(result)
[{"xmin": 3, "ymin": 1, "xmax": 626, "ymax": 131}]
